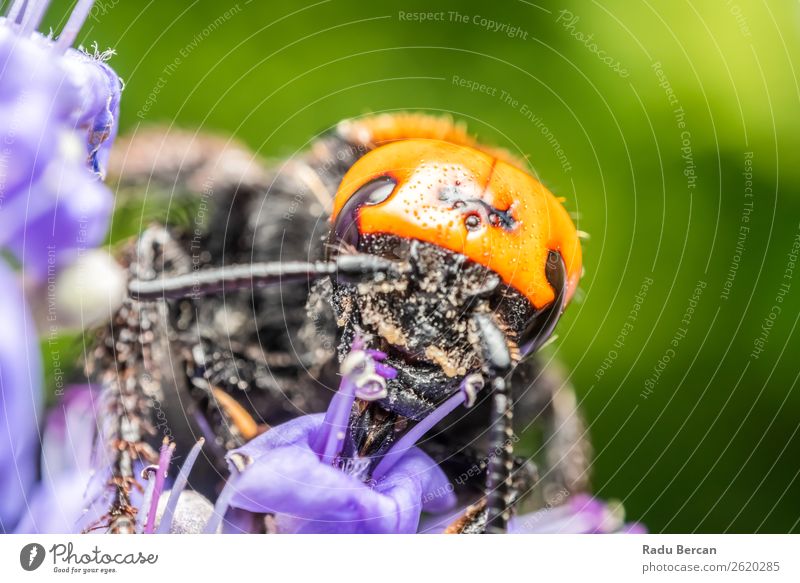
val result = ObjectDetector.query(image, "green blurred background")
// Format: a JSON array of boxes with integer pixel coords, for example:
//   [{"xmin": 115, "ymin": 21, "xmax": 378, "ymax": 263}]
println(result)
[{"xmin": 48, "ymin": 0, "xmax": 800, "ymax": 532}]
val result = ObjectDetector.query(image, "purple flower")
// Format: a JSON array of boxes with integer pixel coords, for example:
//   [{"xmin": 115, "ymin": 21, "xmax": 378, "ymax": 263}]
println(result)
[
  {"xmin": 134, "ymin": 438, "xmax": 212, "ymax": 534},
  {"xmin": 0, "ymin": 260, "xmax": 42, "ymax": 531},
  {"xmin": 508, "ymin": 494, "xmax": 647, "ymax": 534},
  {"xmin": 13, "ymin": 345, "xmax": 459, "ymax": 534},
  {"xmin": 0, "ymin": 0, "xmax": 121, "ymax": 278},
  {"xmin": 13, "ymin": 385, "xmax": 109, "ymax": 534},
  {"xmin": 214, "ymin": 414, "xmax": 455, "ymax": 533},
  {"xmin": 0, "ymin": 0, "xmax": 121, "ymax": 532},
  {"xmin": 418, "ymin": 493, "xmax": 646, "ymax": 534},
  {"xmin": 203, "ymin": 346, "xmax": 458, "ymax": 534}
]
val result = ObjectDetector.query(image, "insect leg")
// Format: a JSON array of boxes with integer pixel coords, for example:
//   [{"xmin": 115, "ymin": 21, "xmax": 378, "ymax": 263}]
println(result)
[
  {"xmin": 473, "ymin": 313, "xmax": 515, "ymax": 533},
  {"xmin": 86, "ymin": 226, "xmax": 183, "ymax": 532},
  {"xmin": 538, "ymin": 365, "xmax": 592, "ymax": 499}
]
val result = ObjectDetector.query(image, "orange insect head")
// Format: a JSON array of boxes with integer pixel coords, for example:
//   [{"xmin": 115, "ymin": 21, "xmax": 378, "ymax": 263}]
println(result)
[{"xmin": 330, "ymin": 139, "xmax": 581, "ymax": 310}]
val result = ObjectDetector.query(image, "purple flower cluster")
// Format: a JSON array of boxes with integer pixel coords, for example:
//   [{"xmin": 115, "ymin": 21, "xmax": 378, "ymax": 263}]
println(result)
[
  {"xmin": 14, "ymin": 385, "xmax": 109, "ymax": 533},
  {"xmin": 203, "ymin": 346, "xmax": 457, "ymax": 534},
  {"xmin": 14, "ymin": 342, "xmax": 644, "ymax": 534},
  {"xmin": 509, "ymin": 494, "xmax": 646, "ymax": 534},
  {"xmin": 131, "ymin": 345, "xmax": 644, "ymax": 534},
  {"xmin": 0, "ymin": 0, "xmax": 120, "ymax": 533},
  {"xmin": 0, "ymin": 0, "xmax": 119, "ymax": 277}
]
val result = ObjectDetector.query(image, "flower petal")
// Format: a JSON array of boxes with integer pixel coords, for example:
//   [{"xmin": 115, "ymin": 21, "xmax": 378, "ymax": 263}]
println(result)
[
  {"xmin": 0, "ymin": 260, "xmax": 42, "ymax": 532},
  {"xmin": 225, "ymin": 413, "xmax": 456, "ymax": 533}
]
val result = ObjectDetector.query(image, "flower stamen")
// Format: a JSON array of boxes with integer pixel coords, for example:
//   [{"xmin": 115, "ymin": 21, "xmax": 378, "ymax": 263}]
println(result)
[
  {"xmin": 312, "ymin": 374, "xmax": 357, "ymax": 464},
  {"xmin": 55, "ymin": 0, "xmax": 96, "ymax": 51},
  {"xmin": 143, "ymin": 439, "xmax": 174, "ymax": 534},
  {"xmin": 20, "ymin": 0, "xmax": 50, "ymax": 35},
  {"xmin": 201, "ymin": 452, "xmax": 252, "ymax": 534},
  {"xmin": 6, "ymin": 0, "xmax": 27, "ymax": 22},
  {"xmin": 155, "ymin": 438, "xmax": 205, "ymax": 534},
  {"xmin": 135, "ymin": 465, "xmax": 158, "ymax": 534},
  {"xmin": 372, "ymin": 373, "xmax": 484, "ymax": 481},
  {"xmin": 203, "ymin": 474, "xmax": 239, "ymax": 534},
  {"xmin": 310, "ymin": 342, "xmax": 397, "ymax": 464}
]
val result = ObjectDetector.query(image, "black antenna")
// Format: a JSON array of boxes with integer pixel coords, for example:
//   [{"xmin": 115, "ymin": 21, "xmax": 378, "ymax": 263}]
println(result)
[{"xmin": 129, "ymin": 254, "xmax": 404, "ymax": 301}]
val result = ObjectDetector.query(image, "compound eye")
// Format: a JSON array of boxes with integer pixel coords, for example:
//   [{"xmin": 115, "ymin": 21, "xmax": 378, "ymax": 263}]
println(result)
[
  {"xmin": 361, "ymin": 176, "xmax": 396, "ymax": 206},
  {"xmin": 329, "ymin": 176, "xmax": 397, "ymax": 252},
  {"xmin": 518, "ymin": 250, "xmax": 567, "ymax": 355}
]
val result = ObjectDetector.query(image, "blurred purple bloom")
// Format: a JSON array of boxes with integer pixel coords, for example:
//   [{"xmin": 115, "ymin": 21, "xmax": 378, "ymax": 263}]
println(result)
[
  {"xmin": 416, "ymin": 493, "xmax": 646, "ymax": 534},
  {"xmin": 0, "ymin": 0, "xmax": 121, "ymax": 532},
  {"xmin": 14, "ymin": 385, "xmax": 109, "ymax": 534},
  {"xmin": 205, "ymin": 346, "xmax": 457, "ymax": 534},
  {"xmin": 0, "ymin": 2, "xmax": 121, "ymax": 277},
  {"xmin": 0, "ymin": 260, "xmax": 42, "ymax": 531},
  {"xmin": 509, "ymin": 493, "xmax": 647, "ymax": 534}
]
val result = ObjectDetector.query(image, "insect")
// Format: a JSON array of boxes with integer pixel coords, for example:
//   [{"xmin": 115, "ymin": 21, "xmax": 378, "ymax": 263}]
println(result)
[{"xmin": 89, "ymin": 114, "xmax": 589, "ymax": 533}]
